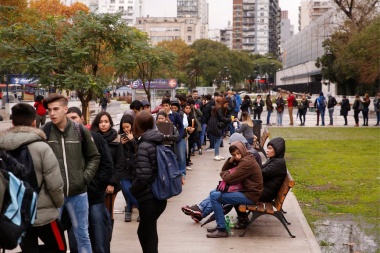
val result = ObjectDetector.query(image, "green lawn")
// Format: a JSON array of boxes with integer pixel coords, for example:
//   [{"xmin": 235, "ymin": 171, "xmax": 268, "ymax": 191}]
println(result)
[{"xmin": 268, "ymin": 128, "xmax": 380, "ymax": 237}]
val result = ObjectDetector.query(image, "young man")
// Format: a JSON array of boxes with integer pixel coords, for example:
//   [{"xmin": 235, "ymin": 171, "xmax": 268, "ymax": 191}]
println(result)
[
  {"xmin": 287, "ymin": 91, "xmax": 296, "ymax": 126},
  {"xmin": 327, "ymin": 92, "xmax": 337, "ymax": 126},
  {"xmin": 192, "ymin": 90, "xmax": 203, "ymax": 109},
  {"xmin": 43, "ymin": 94, "xmax": 100, "ymax": 253},
  {"xmin": 316, "ymin": 92, "xmax": 327, "ymax": 126},
  {"xmin": 0, "ymin": 103, "xmax": 66, "ymax": 252},
  {"xmin": 66, "ymin": 107, "xmax": 113, "ymax": 253},
  {"xmin": 124, "ymin": 100, "xmax": 144, "ymax": 118}
]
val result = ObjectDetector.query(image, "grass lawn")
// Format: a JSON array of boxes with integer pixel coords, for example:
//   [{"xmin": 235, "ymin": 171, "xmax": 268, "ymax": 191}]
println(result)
[{"xmin": 268, "ymin": 128, "xmax": 380, "ymax": 238}]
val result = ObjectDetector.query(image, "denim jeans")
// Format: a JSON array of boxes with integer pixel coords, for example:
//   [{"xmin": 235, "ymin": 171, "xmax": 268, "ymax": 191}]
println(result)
[
  {"xmin": 320, "ymin": 109, "xmax": 326, "ymax": 125},
  {"xmin": 266, "ymin": 110, "xmax": 272, "ymax": 125},
  {"xmin": 176, "ymin": 139, "xmax": 187, "ymax": 176},
  {"xmin": 60, "ymin": 192, "xmax": 92, "ymax": 253},
  {"xmin": 68, "ymin": 203, "xmax": 111, "ymax": 253},
  {"xmin": 200, "ymin": 123, "xmax": 207, "ymax": 146},
  {"xmin": 328, "ymin": 108, "xmax": 334, "ymax": 125},
  {"xmin": 197, "ymin": 190, "xmax": 217, "ymax": 218},
  {"xmin": 121, "ymin": 179, "xmax": 139, "ymax": 212},
  {"xmin": 277, "ymin": 112, "xmax": 283, "ymax": 125},
  {"xmin": 228, "ymin": 122, "xmax": 235, "ymax": 135},
  {"xmin": 214, "ymin": 136, "xmax": 222, "ymax": 156},
  {"xmin": 376, "ymin": 111, "xmax": 380, "ymax": 124},
  {"xmin": 138, "ymin": 198, "xmax": 167, "ymax": 253},
  {"xmin": 210, "ymin": 191, "xmax": 254, "ymax": 229}
]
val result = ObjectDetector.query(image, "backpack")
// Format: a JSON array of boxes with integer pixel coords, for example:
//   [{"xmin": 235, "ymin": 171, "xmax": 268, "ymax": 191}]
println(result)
[
  {"xmin": 0, "ymin": 150, "xmax": 38, "ymax": 250},
  {"xmin": 318, "ymin": 97, "xmax": 326, "ymax": 109},
  {"xmin": 151, "ymin": 144, "xmax": 182, "ymax": 200}
]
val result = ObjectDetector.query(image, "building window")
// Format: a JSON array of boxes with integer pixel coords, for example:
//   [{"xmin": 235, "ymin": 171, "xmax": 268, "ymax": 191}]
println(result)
[
  {"xmin": 187, "ymin": 36, "xmax": 192, "ymax": 42},
  {"xmin": 187, "ymin": 27, "xmax": 192, "ymax": 32},
  {"xmin": 111, "ymin": 0, "xmax": 115, "ymax": 3}
]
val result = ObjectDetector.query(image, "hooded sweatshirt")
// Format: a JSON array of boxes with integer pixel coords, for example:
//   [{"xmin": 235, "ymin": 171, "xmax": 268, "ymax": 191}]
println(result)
[
  {"xmin": 220, "ymin": 141, "xmax": 263, "ymax": 203},
  {"xmin": 260, "ymin": 137, "xmax": 287, "ymax": 201}
]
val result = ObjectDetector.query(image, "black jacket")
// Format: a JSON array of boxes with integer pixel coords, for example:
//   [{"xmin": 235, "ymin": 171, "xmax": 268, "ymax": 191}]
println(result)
[
  {"xmin": 260, "ymin": 137, "xmax": 287, "ymax": 202},
  {"xmin": 240, "ymin": 99, "xmax": 251, "ymax": 112},
  {"xmin": 121, "ymin": 137, "xmax": 138, "ymax": 180},
  {"xmin": 87, "ymin": 132, "xmax": 113, "ymax": 205},
  {"xmin": 207, "ymin": 107, "xmax": 230, "ymax": 137},
  {"xmin": 201, "ymin": 101, "xmax": 212, "ymax": 124},
  {"xmin": 130, "ymin": 129, "xmax": 164, "ymax": 202}
]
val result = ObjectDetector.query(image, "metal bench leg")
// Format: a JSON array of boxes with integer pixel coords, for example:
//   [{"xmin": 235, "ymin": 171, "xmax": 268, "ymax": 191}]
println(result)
[
  {"xmin": 280, "ymin": 211, "xmax": 291, "ymax": 225},
  {"xmin": 273, "ymin": 212, "xmax": 296, "ymax": 238},
  {"xmin": 239, "ymin": 212, "xmax": 264, "ymax": 237}
]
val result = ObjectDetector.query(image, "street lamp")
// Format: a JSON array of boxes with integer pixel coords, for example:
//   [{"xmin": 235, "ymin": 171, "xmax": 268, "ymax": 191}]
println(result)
[{"xmin": 220, "ymin": 66, "xmax": 231, "ymax": 91}]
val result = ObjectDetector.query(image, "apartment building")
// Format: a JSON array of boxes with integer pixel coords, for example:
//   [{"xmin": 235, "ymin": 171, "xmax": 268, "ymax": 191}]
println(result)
[{"xmin": 299, "ymin": 0, "xmax": 333, "ymax": 31}]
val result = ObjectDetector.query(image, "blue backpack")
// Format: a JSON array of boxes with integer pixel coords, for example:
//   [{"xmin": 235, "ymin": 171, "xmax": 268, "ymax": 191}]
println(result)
[
  {"xmin": 151, "ymin": 144, "xmax": 182, "ymax": 200},
  {"xmin": 317, "ymin": 96, "xmax": 326, "ymax": 109}
]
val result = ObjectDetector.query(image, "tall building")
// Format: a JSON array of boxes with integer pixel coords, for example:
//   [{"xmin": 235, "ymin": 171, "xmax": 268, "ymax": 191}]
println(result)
[
  {"xmin": 280, "ymin": 11, "xmax": 294, "ymax": 45},
  {"xmin": 232, "ymin": 0, "xmax": 281, "ymax": 56},
  {"xmin": 299, "ymin": 0, "xmax": 333, "ymax": 31},
  {"xmin": 177, "ymin": 0, "xmax": 209, "ymax": 39}
]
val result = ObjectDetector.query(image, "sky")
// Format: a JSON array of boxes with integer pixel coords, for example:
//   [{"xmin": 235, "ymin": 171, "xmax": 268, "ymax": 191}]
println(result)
[{"xmin": 144, "ymin": 0, "xmax": 301, "ymax": 31}]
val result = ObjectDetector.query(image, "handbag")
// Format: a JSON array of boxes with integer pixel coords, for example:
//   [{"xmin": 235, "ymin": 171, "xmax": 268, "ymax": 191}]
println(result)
[
  {"xmin": 217, "ymin": 122, "xmax": 226, "ymax": 129},
  {"xmin": 216, "ymin": 167, "xmax": 242, "ymax": 192},
  {"xmin": 358, "ymin": 102, "xmax": 364, "ymax": 111}
]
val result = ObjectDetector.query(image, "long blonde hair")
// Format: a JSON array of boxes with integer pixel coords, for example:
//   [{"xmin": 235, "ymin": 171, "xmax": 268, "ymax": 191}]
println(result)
[{"xmin": 241, "ymin": 111, "xmax": 253, "ymax": 127}]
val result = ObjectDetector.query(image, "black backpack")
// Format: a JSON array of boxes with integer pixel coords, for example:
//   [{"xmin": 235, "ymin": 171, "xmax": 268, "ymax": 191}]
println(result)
[{"xmin": 0, "ymin": 148, "xmax": 39, "ymax": 250}]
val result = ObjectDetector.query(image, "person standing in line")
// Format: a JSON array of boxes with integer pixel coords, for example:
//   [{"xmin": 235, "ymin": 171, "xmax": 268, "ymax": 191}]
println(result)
[
  {"xmin": 90, "ymin": 112, "xmax": 123, "ymax": 239},
  {"xmin": 266, "ymin": 94, "xmax": 273, "ymax": 126},
  {"xmin": 316, "ymin": 92, "xmax": 327, "ymax": 126},
  {"xmin": 192, "ymin": 89, "xmax": 203, "ymax": 109},
  {"xmin": 374, "ymin": 92, "xmax": 380, "ymax": 126},
  {"xmin": 286, "ymin": 91, "xmax": 296, "ymax": 126},
  {"xmin": 42, "ymin": 94, "xmax": 100, "ymax": 253},
  {"xmin": 34, "ymin": 95, "xmax": 47, "ymax": 127},
  {"xmin": 200, "ymin": 94, "xmax": 212, "ymax": 147},
  {"xmin": 327, "ymin": 92, "xmax": 338, "ymax": 126},
  {"xmin": 275, "ymin": 94, "xmax": 285, "ymax": 126},
  {"xmin": 188, "ymin": 97, "xmax": 203, "ymax": 155},
  {"xmin": 361, "ymin": 93, "xmax": 371, "ymax": 126},
  {"xmin": 253, "ymin": 94, "xmax": 264, "ymax": 120},
  {"xmin": 183, "ymin": 102, "xmax": 197, "ymax": 170},
  {"xmin": 0, "ymin": 103, "xmax": 66, "ymax": 253},
  {"xmin": 298, "ymin": 95, "xmax": 309, "ymax": 126},
  {"xmin": 240, "ymin": 95, "xmax": 252, "ymax": 116},
  {"xmin": 339, "ymin": 96, "xmax": 350, "ymax": 126},
  {"xmin": 66, "ymin": 107, "xmax": 113, "ymax": 253},
  {"xmin": 130, "ymin": 111, "xmax": 167, "ymax": 253},
  {"xmin": 352, "ymin": 94, "xmax": 362, "ymax": 127},
  {"xmin": 314, "ymin": 97, "xmax": 320, "ymax": 126}
]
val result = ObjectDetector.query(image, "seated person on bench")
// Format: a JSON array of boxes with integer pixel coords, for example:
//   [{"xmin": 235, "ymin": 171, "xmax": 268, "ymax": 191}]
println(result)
[
  {"xmin": 182, "ymin": 141, "xmax": 263, "ymax": 238},
  {"xmin": 182, "ymin": 137, "xmax": 287, "ymax": 230}
]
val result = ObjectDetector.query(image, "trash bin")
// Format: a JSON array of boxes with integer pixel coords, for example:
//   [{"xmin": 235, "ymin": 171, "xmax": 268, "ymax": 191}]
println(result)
[{"xmin": 252, "ymin": 119, "xmax": 262, "ymax": 142}]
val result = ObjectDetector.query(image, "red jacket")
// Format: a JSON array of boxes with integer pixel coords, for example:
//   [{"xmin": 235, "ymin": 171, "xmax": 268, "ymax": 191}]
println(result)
[
  {"xmin": 34, "ymin": 101, "xmax": 46, "ymax": 116},
  {"xmin": 287, "ymin": 94, "xmax": 295, "ymax": 107}
]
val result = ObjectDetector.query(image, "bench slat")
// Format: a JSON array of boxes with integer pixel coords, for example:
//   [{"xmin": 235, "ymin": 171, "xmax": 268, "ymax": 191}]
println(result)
[
  {"xmin": 257, "ymin": 202, "xmax": 264, "ymax": 212},
  {"xmin": 264, "ymin": 202, "xmax": 274, "ymax": 214}
]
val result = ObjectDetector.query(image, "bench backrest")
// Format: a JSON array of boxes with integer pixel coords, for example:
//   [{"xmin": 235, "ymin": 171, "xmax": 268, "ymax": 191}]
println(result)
[
  {"xmin": 260, "ymin": 129, "xmax": 270, "ymax": 147},
  {"xmin": 273, "ymin": 171, "xmax": 295, "ymax": 211}
]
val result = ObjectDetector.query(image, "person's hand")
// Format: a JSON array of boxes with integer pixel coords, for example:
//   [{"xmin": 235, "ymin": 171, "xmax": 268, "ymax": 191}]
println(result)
[
  {"xmin": 121, "ymin": 137, "xmax": 128, "ymax": 144},
  {"xmin": 106, "ymin": 185, "xmax": 114, "ymax": 194},
  {"xmin": 187, "ymin": 127, "xmax": 195, "ymax": 134}
]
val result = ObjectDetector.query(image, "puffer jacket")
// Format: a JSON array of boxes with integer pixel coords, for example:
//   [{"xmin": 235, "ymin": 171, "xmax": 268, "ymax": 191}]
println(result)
[
  {"xmin": 0, "ymin": 126, "xmax": 64, "ymax": 226},
  {"xmin": 121, "ymin": 137, "xmax": 138, "ymax": 180},
  {"xmin": 260, "ymin": 137, "xmax": 287, "ymax": 202},
  {"xmin": 220, "ymin": 141, "xmax": 263, "ymax": 203},
  {"xmin": 130, "ymin": 129, "xmax": 164, "ymax": 202},
  {"xmin": 42, "ymin": 118, "xmax": 100, "ymax": 197}
]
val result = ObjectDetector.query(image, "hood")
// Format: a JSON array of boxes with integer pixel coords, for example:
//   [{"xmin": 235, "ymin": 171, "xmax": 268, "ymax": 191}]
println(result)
[
  {"xmin": 140, "ymin": 129, "xmax": 164, "ymax": 144},
  {"xmin": 228, "ymin": 133, "xmax": 248, "ymax": 144},
  {"xmin": 230, "ymin": 141, "xmax": 249, "ymax": 158},
  {"xmin": 267, "ymin": 137, "xmax": 286, "ymax": 158},
  {"xmin": 123, "ymin": 109, "xmax": 136, "ymax": 119},
  {"xmin": 0, "ymin": 126, "xmax": 46, "ymax": 150}
]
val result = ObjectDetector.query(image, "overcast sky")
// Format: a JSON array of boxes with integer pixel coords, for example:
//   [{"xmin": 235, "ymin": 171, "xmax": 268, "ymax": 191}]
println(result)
[{"xmin": 144, "ymin": 0, "xmax": 301, "ymax": 31}]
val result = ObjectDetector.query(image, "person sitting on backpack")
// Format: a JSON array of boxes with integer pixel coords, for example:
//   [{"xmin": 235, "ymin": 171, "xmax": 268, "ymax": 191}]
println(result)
[{"xmin": 0, "ymin": 103, "xmax": 66, "ymax": 252}]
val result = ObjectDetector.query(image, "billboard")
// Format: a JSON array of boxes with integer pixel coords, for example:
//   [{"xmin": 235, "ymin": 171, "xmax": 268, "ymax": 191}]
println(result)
[{"xmin": 130, "ymin": 79, "xmax": 177, "ymax": 89}]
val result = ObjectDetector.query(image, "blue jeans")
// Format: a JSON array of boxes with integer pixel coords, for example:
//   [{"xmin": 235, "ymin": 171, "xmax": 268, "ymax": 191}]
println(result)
[
  {"xmin": 228, "ymin": 122, "xmax": 235, "ymax": 135},
  {"xmin": 328, "ymin": 108, "xmax": 334, "ymax": 124},
  {"xmin": 266, "ymin": 110, "xmax": 272, "ymax": 124},
  {"xmin": 320, "ymin": 109, "xmax": 326, "ymax": 125},
  {"xmin": 61, "ymin": 192, "xmax": 92, "ymax": 253},
  {"xmin": 277, "ymin": 112, "xmax": 283, "ymax": 125},
  {"xmin": 121, "ymin": 179, "xmax": 139, "ymax": 212},
  {"xmin": 68, "ymin": 203, "xmax": 111, "ymax": 253},
  {"xmin": 376, "ymin": 111, "xmax": 380, "ymax": 124},
  {"xmin": 209, "ymin": 191, "xmax": 254, "ymax": 230},
  {"xmin": 176, "ymin": 139, "xmax": 187, "ymax": 176},
  {"xmin": 200, "ymin": 123, "xmax": 207, "ymax": 145},
  {"xmin": 214, "ymin": 136, "xmax": 222, "ymax": 156}
]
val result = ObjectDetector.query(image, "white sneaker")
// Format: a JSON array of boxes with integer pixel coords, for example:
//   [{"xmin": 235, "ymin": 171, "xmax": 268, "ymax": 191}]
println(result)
[
  {"xmin": 219, "ymin": 155, "xmax": 225, "ymax": 160},
  {"xmin": 186, "ymin": 166, "xmax": 192, "ymax": 171},
  {"xmin": 213, "ymin": 156, "xmax": 221, "ymax": 161}
]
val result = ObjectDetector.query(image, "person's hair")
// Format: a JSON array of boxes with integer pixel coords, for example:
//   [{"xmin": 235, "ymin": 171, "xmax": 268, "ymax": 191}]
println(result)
[
  {"xmin": 90, "ymin": 112, "xmax": 114, "ymax": 133},
  {"xmin": 355, "ymin": 94, "xmax": 360, "ymax": 99},
  {"xmin": 119, "ymin": 114, "xmax": 134, "ymax": 134},
  {"xmin": 67, "ymin": 107, "xmax": 82, "ymax": 117},
  {"xmin": 11, "ymin": 103, "xmax": 36, "ymax": 126},
  {"xmin": 156, "ymin": 110, "xmax": 171, "ymax": 122},
  {"xmin": 342, "ymin": 95, "xmax": 347, "ymax": 98},
  {"xmin": 187, "ymin": 97, "xmax": 195, "ymax": 105},
  {"xmin": 213, "ymin": 92, "xmax": 219, "ymax": 97},
  {"xmin": 183, "ymin": 102, "xmax": 192, "ymax": 111},
  {"xmin": 162, "ymin": 98, "xmax": 171, "ymax": 105},
  {"xmin": 364, "ymin": 93, "xmax": 369, "ymax": 101},
  {"xmin": 130, "ymin": 100, "xmax": 144, "ymax": 111},
  {"xmin": 133, "ymin": 110, "xmax": 154, "ymax": 138},
  {"xmin": 244, "ymin": 95, "xmax": 250, "ymax": 100},
  {"xmin": 229, "ymin": 145, "xmax": 239, "ymax": 154},
  {"xmin": 192, "ymin": 90, "xmax": 198, "ymax": 93},
  {"xmin": 241, "ymin": 111, "xmax": 253, "ymax": 127},
  {"xmin": 205, "ymin": 94, "xmax": 212, "ymax": 100},
  {"xmin": 43, "ymin": 93, "xmax": 68, "ymax": 109}
]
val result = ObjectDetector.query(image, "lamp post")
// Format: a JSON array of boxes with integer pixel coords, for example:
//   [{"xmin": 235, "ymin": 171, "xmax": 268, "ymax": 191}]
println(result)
[
  {"xmin": 220, "ymin": 66, "xmax": 230, "ymax": 91},
  {"xmin": 4, "ymin": 74, "xmax": 9, "ymax": 103}
]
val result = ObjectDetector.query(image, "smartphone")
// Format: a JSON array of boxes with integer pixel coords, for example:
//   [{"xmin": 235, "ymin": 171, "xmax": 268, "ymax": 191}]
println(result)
[{"xmin": 120, "ymin": 133, "xmax": 128, "ymax": 139}]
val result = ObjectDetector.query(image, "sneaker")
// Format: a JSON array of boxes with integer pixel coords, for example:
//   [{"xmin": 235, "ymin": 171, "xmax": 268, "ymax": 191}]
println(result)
[
  {"xmin": 206, "ymin": 229, "xmax": 229, "ymax": 238},
  {"xmin": 191, "ymin": 215, "xmax": 203, "ymax": 223},
  {"xmin": 218, "ymin": 155, "xmax": 225, "ymax": 160},
  {"xmin": 214, "ymin": 156, "xmax": 221, "ymax": 161},
  {"xmin": 206, "ymin": 148, "xmax": 215, "ymax": 152},
  {"xmin": 125, "ymin": 211, "xmax": 132, "ymax": 222},
  {"xmin": 181, "ymin": 205, "xmax": 202, "ymax": 216},
  {"xmin": 137, "ymin": 216, "xmax": 140, "ymax": 222},
  {"xmin": 186, "ymin": 166, "xmax": 192, "ymax": 171}
]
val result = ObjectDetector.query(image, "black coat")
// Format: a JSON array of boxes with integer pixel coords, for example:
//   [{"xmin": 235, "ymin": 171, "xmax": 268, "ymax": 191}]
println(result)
[
  {"xmin": 130, "ymin": 129, "xmax": 164, "ymax": 202},
  {"xmin": 340, "ymin": 98, "xmax": 350, "ymax": 116},
  {"xmin": 207, "ymin": 107, "xmax": 230, "ymax": 137},
  {"xmin": 121, "ymin": 138, "xmax": 138, "ymax": 180},
  {"xmin": 240, "ymin": 99, "xmax": 251, "ymax": 112}
]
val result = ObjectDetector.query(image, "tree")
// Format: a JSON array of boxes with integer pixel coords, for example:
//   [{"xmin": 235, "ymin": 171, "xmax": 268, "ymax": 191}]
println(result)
[{"xmin": 0, "ymin": 12, "xmax": 137, "ymax": 122}]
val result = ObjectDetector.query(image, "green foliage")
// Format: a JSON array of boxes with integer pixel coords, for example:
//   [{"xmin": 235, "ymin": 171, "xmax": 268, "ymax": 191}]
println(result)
[{"xmin": 269, "ymin": 127, "xmax": 380, "ymax": 238}]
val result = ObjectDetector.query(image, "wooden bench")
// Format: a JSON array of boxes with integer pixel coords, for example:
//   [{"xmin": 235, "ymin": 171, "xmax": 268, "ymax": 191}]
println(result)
[
  {"xmin": 253, "ymin": 128, "xmax": 270, "ymax": 158},
  {"xmin": 238, "ymin": 171, "xmax": 296, "ymax": 238}
]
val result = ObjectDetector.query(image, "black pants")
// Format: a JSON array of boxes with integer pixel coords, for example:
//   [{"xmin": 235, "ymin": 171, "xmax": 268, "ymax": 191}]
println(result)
[
  {"xmin": 21, "ymin": 219, "xmax": 67, "ymax": 253},
  {"xmin": 137, "ymin": 198, "xmax": 167, "ymax": 253}
]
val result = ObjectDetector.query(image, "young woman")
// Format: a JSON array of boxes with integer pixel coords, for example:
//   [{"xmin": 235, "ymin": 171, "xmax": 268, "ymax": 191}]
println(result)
[
  {"xmin": 352, "ymin": 94, "xmax": 362, "ymax": 127},
  {"xmin": 340, "ymin": 95, "xmax": 350, "ymax": 126},
  {"xmin": 119, "ymin": 114, "xmax": 139, "ymax": 222},
  {"xmin": 361, "ymin": 93, "xmax": 371, "ymax": 126},
  {"xmin": 156, "ymin": 110, "xmax": 179, "ymax": 151},
  {"xmin": 234, "ymin": 111, "xmax": 255, "ymax": 145},
  {"xmin": 297, "ymin": 95, "xmax": 309, "ymax": 126},
  {"xmin": 130, "ymin": 110, "xmax": 166, "ymax": 253},
  {"xmin": 91, "ymin": 112, "xmax": 124, "ymax": 235},
  {"xmin": 253, "ymin": 95, "xmax": 265, "ymax": 120},
  {"xmin": 240, "ymin": 95, "xmax": 252, "ymax": 115},
  {"xmin": 275, "ymin": 94, "xmax": 285, "ymax": 126},
  {"xmin": 265, "ymin": 94, "xmax": 273, "ymax": 126},
  {"xmin": 183, "ymin": 103, "xmax": 197, "ymax": 170}
]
